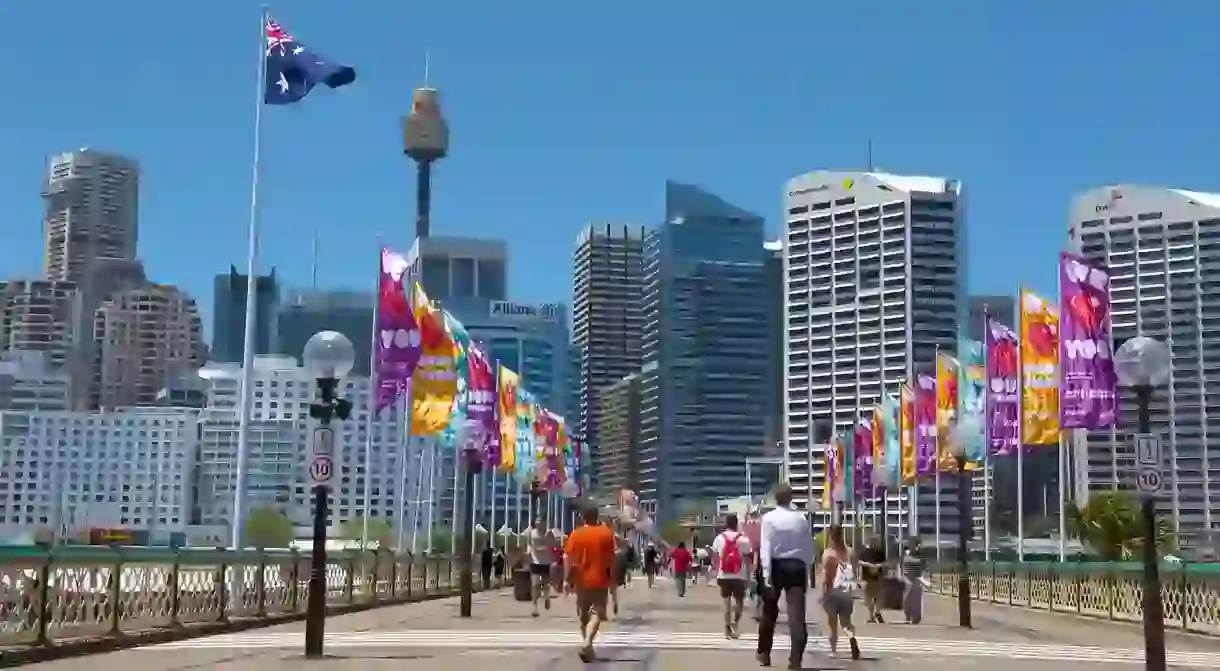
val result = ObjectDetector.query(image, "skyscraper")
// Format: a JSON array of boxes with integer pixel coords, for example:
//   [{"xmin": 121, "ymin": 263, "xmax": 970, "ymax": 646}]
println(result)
[
  {"xmin": 572, "ymin": 224, "xmax": 646, "ymax": 493},
  {"xmin": 766, "ymin": 240, "xmax": 785, "ymax": 452},
  {"xmin": 212, "ymin": 267, "xmax": 280, "ymax": 363},
  {"xmin": 635, "ymin": 182, "xmax": 770, "ymax": 520},
  {"xmin": 783, "ymin": 171, "xmax": 966, "ymax": 542},
  {"xmin": 1070, "ymin": 185, "xmax": 1220, "ymax": 551},
  {"xmin": 41, "ymin": 149, "xmax": 140, "ymax": 284},
  {"xmin": 276, "ymin": 290, "xmax": 373, "ymax": 376},
  {"xmin": 409, "ymin": 235, "xmax": 508, "ymax": 303}
]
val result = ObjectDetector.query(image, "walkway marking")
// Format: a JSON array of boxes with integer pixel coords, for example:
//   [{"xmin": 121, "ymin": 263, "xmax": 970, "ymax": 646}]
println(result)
[{"xmin": 144, "ymin": 629, "xmax": 1220, "ymax": 666}]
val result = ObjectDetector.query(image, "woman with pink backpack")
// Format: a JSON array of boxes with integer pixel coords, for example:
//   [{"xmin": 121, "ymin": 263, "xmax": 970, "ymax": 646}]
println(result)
[{"xmin": 711, "ymin": 513, "xmax": 753, "ymax": 639}]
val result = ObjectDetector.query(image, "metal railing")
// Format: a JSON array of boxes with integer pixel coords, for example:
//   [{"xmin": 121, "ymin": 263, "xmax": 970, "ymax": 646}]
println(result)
[
  {"xmin": 927, "ymin": 561, "xmax": 1220, "ymax": 636},
  {"xmin": 0, "ymin": 545, "xmax": 493, "ymax": 651}
]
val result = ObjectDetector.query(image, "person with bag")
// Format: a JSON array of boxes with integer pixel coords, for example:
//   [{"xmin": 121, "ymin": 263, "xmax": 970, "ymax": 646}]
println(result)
[
  {"xmin": 820, "ymin": 525, "xmax": 861, "ymax": 660},
  {"xmin": 712, "ymin": 513, "xmax": 752, "ymax": 639}
]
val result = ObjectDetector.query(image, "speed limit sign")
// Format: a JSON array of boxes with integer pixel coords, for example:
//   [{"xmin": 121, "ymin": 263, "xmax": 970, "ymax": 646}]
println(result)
[{"xmin": 309, "ymin": 454, "xmax": 334, "ymax": 487}]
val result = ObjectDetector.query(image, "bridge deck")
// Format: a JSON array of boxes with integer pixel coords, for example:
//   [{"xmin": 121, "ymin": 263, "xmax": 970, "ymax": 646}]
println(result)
[{"xmin": 15, "ymin": 574, "xmax": 1220, "ymax": 670}]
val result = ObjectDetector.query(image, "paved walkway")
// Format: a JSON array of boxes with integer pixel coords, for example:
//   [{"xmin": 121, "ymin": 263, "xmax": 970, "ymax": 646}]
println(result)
[{"xmin": 17, "ymin": 574, "xmax": 1220, "ymax": 670}]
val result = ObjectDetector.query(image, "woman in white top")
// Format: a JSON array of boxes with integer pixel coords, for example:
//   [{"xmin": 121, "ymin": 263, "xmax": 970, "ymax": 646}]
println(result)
[
  {"xmin": 527, "ymin": 518, "xmax": 555, "ymax": 617},
  {"xmin": 819, "ymin": 525, "xmax": 860, "ymax": 660}
]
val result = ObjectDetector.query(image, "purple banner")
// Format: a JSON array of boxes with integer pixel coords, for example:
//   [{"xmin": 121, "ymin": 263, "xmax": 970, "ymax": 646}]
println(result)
[
  {"xmin": 852, "ymin": 420, "xmax": 873, "ymax": 502},
  {"xmin": 915, "ymin": 373, "xmax": 937, "ymax": 477},
  {"xmin": 466, "ymin": 343, "xmax": 499, "ymax": 467},
  {"xmin": 986, "ymin": 318, "xmax": 1020, "ymax": 456},
  {"xmin": 1060, "ymin": 252, "xmax": 1117, "ymax": 429},
  {"xmin": 374, "ymin": 248, "xmax": 421, "ymax": 414}
]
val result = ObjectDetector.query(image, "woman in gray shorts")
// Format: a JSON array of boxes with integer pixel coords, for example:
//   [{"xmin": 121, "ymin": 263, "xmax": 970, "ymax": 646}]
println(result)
[{"xmin": 819, "ymin": 526, "xmax": 861, "ymax": 660}]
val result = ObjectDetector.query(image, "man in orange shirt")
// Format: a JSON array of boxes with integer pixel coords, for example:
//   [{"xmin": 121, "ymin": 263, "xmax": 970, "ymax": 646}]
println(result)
[{"xmin": 564, "ymin": 504, "xmax": 616, "ymax": 663}]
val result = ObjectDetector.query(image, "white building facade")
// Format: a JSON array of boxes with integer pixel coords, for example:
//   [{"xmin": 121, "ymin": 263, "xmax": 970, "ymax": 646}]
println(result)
[
  {"xmin": 1069, "ymin": 185, "xmax": 1220, "ymax": 552},
  {"xmin": 783, "ymin": 171, "xmax": 966, "ymax": 545},
  {"xmin": 0, "ymin": 407, "xmax": 197, "ymax": 542}
]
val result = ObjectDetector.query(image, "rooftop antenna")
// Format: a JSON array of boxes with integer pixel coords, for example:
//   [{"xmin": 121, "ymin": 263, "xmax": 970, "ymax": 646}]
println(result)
[
  {"xmin": 423, "ymin": 51, "xmax": 430, "ymax": 88},
  {"xmin": 310, "ymin": 233, "xmax": 318, "ymax": 290},
  {"xmin": 867, "ymin": 139, "xmax": 875, "ymax": 172}
]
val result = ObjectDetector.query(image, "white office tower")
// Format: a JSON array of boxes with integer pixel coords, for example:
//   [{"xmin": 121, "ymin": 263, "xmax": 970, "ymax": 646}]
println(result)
[
  {"xmin": 783, "ymin": 171, "xmax": 966, "ymax": 545},
  {"xmin": 1069, "ymin": 186, "xmax": 1220, "ymax": 552},
  {"xmin": 196, "ymin": 356, "xmax": 422, "ymax": 546},
  {"xmin": 0, "ymin": 408, "xmax": 197, "ymax": 543},
  {"xmin": 41, "ymin": 149, "xmax": 140, "ymax": 284}
]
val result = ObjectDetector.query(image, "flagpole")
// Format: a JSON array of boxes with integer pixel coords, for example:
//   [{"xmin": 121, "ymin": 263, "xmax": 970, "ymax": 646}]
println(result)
[
  {"xmin": 1058, "ymin": 430, "xmax": 1067, "ymax": 561},
  {"xmin": 426, "ymin": 437, "xmax": 436, "ymax": 552},
  {"xmin": 395, "ymin": 392, "xmax": 410, "ymax": 552},
  {"xmin": 231, "ymin": 5, "xmax": 270, "ymax": 551},
  {"xmin": 934, "ymin": 346, "xmax": 942, "ymax": 561},
  {"xmin": 982, "ymin": 308, "xmax": 992, "ymax": 562},
  {"xmin": 361, "ymin": 243, "xmax": 382, "ymax": 549},
  {"xmin": 1017, "ymin": 286, "xmax": 1026, "ymax": 562}
]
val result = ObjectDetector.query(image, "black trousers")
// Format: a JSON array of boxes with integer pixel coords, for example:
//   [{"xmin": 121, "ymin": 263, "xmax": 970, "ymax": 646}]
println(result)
[
  {"xmin": 757, "ymin": 558, "xmax": 809, "ymax": 666},
  {"xmin": 481, "ymin": 566, "xmax": 492, "ymax": 589}
]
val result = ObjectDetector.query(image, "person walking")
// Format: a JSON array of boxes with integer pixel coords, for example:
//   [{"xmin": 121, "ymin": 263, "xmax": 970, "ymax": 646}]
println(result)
[
  {"xmin": 820, "ymin": 524, "xmax": 861, "ymax": 660},
  {"xmin": 564, "ymin": 505, "xmax": 617, "ymax": 663},
  {"xmin": 900, "ymin": 537, "xmax": 928, "ymax": 624},
  {"xmin": 859, "ymin": 537, "xmax": 887, "ymax": 623},
  {"xmin": 756, "ymin": 485, "xmax": 815, "ymax": 670},
  {"xmin": 610, "ymin": 531, "xmax": 629, "ymax": 617},
  {"xmin": 493, "ymin": 548, "xmax": 506, "ymax": 584},
  {"xmin": 643, "ymin": 543, "xmax": 659, "ymax": 588},
  {"xmin": 527, "ymin": 517, "xmax": 556, "ymax": 617},
  {"xmin": 712, "ymin": 513, "xmax": 752, "ymax": 639},
  {"xmin": 670, "ymin": 541, "xmax": 693, "ymax": 597},
  {"xmin": 480, "ymin": 542, "xmax": 494, "ymax": 591}
]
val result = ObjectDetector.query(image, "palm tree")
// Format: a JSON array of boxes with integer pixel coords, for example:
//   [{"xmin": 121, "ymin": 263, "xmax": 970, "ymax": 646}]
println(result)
[{"xmin": 1066, "ymin": 490, "xmax": 1175, "ymax": 560}]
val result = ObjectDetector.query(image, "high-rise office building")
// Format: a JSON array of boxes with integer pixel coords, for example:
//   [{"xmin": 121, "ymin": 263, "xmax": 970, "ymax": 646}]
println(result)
[
  {"xmin": 636, "ymin": 182, "xmax": 770, "ymax": 520},
  {"xmin": 409, "ymin": 236, "xmax": 508, "ymax": 303},
  {"xmin": 41, "ymin": 149, "xmax": 140, "ymax": 284},
  {"xmin": 594, "ymin": 373, "xmax": 643, "ymax": 497},
  {"xmin": 1069, "ymin": 185, "xmax": 1220, "ymax": 551},
  {"xmin": 90, "ymin": 284, "xmax": 208, "ymax": 408},
  {"xmin": 212, "ymin": 267, "xmax": 280, "ymax": 363},
  {"xmin": 573, "ymin": 224, "xmax": 646, "ymax": 491},
  {"xmin": 0, "ymin": 279, "xmax": 78, "ymax": 368},
  {"xmin": 0, "ymin": 351, "xmax": 71, "ymax": 411},
  {"xmin": 276, "ymin": 290, "xmax": 373, "ymax": 376},
  {"xmin": 783, "ymin": 171, "xmax": 966, "ymax": 543},
  {"xmin": 766, "ymin": 240, "xmax": 785, "ymax": 452}
]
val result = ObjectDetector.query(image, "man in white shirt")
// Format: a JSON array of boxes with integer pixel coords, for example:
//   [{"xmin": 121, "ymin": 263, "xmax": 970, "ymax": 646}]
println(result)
[
  {"xmin": 756, "ymin": 485, "xmax": 814, "ymax": 670},
  {"xmin": 712, "ymin": 513, "xmax": 753, "ymax": 639},
  {"xmin": 527, "ymin": 517, "xmax": 556, "ymax": 617}
]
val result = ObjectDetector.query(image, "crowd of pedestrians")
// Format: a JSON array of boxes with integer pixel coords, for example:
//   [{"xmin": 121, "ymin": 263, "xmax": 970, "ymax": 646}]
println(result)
[{"xmin": 486, "ymin": 485, "xmax": 930, "ymax": 667}]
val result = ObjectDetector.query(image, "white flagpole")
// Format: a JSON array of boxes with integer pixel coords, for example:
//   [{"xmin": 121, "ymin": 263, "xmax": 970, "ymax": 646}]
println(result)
[
  {"xmin": 934, "ymin": 347, "xmax": 942, "ymax": 561},
  {"xmin": 1017, "ymin": 286, "xmax": 1026, "ymax": 562},
  {"xmin": 1058, "ymin": 431, "xmax": 1068, "ymax": 561},
  {"xmin": 490, "ymin": 469, "xmax": 498, "ymax": 554},
  {"xmin": 230, "ymin": 4, "xmax": 270, "ymax": 551},
  {"xmin": 395, "ymin": 393, "xmax": 410, "ymax": 552},
  {"xmin": 450, "ymin": 446, "xmax": 460, "ymax": 558},
  {"xmin": 983, "ymin": 308, "xmax": 992, "ymax": 562},
  {"xmin": 410, "ymin": 431, "xmax": 426, "ymax": 554},
  {"xmin": 361, "ymin": 242, "xmax": 383, "ymax": 549},
  {"xmin": 425, "ymin": 437, "xmax": 436, "ymax": 552}
]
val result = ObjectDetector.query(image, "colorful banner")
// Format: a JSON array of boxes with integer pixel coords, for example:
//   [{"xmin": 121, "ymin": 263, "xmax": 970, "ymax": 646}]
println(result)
[
  {"xmin": 914, "ymin": 373, "xmax": 937, "ymax": 477},
  {"xmin": 852, "ymin": 419, "xmax": 873, "ymax": 501},
  {"xmin": 373, "ymin": 248, "xmax": 420, "ymax": 414},
  {"xmin": 409, "ymin": 284, "xmax": 458, "ymax": 435},
  {"xmin": 536, "ymin": 410, "xmax": 564, "ymax": 490},
  {"xmin": 466, "ymin": 343, "xmax": 498, "ymax": 467},
  {"xmin": 1059, "ymin": 252, "xmax": 1117, "ymax": 429},
  {"xmin": 496, "ymin": 366, "xmax": 519, "ymax": 472},
  {"xmin": 1020, "ymin": 289, "xmax": 1060, "ymax": 444},
  {"xmin": 985, "ymin": 318, "xmax": 1020, "ymax": 456},
  {"xmin": 871, "ymin": 407, "xmax": 884, "ymax": 478},
  {"xmin": 516, "ymin": 389, "xmax": 538, "ymax": 482},
  {"xmin": 821, "ymin": 440, "xmax": 838, "ymax": 508},
  {"xmin": 840, "ymin": 432, "xmax": 854, "ymax": 502},
  {"xmin": 936, "ymin": 352, "xmax": 960, "ymax": 471},
  {"xmin": 899, "ymin": 385, "xmax": 916, "ymax": 483},
  {"xmin": 881, "ymin": 394, "xmax": 901, "ymax": 485},
  {"xmin": 959, "ymin": 337, "xmax": 986, "ymax": 464},
  {"xmin": 439, "ymin": 311, "xmax": 470, "ymax": 452}
]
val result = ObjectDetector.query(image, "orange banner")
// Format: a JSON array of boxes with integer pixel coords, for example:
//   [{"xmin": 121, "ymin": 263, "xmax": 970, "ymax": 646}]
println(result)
[
  {"xmin": 1020, "ymin": 289, "xmax": 1060, "ymax": 445},
  {"xmin": 497, "ymin": 366, "xmax": 519, "ymax": 472},
  {"xmin": 936, "ymin": 351, "xmax": 960, "ymax": 471},
  {"xmin": 900, "ymin": 385, "xmax": 916, "ymax": 483}
]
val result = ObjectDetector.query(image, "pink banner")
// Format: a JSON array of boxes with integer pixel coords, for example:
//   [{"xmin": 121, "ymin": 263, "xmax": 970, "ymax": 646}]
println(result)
[
  {"xmin": 1059, "ymin": 252, "xmax": 1117, "ymax": 429},
  {"xmin": 374, "ymin": 248, "xmax": 420, "ymax": 414},
  {"xmin": 466, "ymin": 343, "xmax": 499, "ymax": 467},
  {"xmin": 914, "ymin": 373, "xmax": 937, "ymax": 477},
  {"xmin": 852, "ymin": 420, "xmax": 873, "ymax": 501}
]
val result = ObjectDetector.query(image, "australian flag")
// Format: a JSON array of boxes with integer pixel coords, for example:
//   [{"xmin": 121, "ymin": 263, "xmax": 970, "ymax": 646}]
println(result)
[{"xmin": 264, "ymin": 16, "xmax": 356, "ymax": 105}]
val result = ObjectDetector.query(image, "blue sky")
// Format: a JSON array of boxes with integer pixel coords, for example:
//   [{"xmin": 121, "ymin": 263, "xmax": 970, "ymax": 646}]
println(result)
[{"xmin": 2, "ymin": 1, "xmax": 1218, "ymax": 330}]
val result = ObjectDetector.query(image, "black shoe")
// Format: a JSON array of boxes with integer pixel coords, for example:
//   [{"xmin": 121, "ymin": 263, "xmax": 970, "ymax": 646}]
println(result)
[
  {"xmin": 787, "ymin": 662, "xmax": 802, "ymax": 670},
  {"xmin": 849, "ymin": 637, "xmax": 860, "ymax": 661},
  {"xmin": 755, "ymin": 652, "xmax": 771, "ymax": 667},
  {"xmin": 875, "ymin": 612, "xmax": 885, "ymax": 624}
]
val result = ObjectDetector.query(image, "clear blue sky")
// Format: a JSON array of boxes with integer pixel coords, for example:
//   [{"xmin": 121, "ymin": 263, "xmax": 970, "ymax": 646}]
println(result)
[{"xmin": 2, "ymin": 1, "xmax": 1218, "ymax": 330}]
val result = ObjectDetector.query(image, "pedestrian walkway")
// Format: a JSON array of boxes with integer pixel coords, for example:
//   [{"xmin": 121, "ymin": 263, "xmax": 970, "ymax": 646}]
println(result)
[{"xmin": 16, "ymin": 574, "xmax": 1220, "ymax": 670}]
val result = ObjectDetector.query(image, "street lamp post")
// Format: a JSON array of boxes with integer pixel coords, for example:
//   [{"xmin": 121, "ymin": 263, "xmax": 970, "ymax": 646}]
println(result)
[
  {"xmin": 871, "ymin": 469, "xmax": 895, "ymax": 560},
  {"xmin": 1115, "ymin": 336, "xmax": 1172, "ymax": 671},
  {"xmin": 946, "ymin": 437, "xmax": 971, "ymax": 629},
  {"xmin": 302, "ymin": 331, "xmax": 355, "ymax": 659},
  {"xmin": 457, "ymin": 419, "xmax": 485, "ymax": 618}
]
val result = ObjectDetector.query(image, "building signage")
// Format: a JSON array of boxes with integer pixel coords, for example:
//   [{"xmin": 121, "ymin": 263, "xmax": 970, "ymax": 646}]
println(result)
[
  {"xmin": 788, "ymin": 185, "xmax": 829, "ymax": 197},
  {"xmin": 490, "ymin": 301, "xmax": 561, "ymax": 321}
]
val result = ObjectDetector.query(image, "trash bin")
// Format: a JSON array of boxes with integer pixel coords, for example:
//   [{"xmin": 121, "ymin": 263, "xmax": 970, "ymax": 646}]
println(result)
[
  {"xmin": 513, "ymin": 568, "xmax": 532, "ymax": 602},
  {"xmin": 881, "ymin": 576, "xmax": 904, "ymax": 610}
]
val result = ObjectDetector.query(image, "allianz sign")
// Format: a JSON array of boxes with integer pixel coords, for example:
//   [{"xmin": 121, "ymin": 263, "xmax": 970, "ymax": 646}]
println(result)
[{"xmin": 490, "ymin": 301, "xmax": 562, "ymax": 321}]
